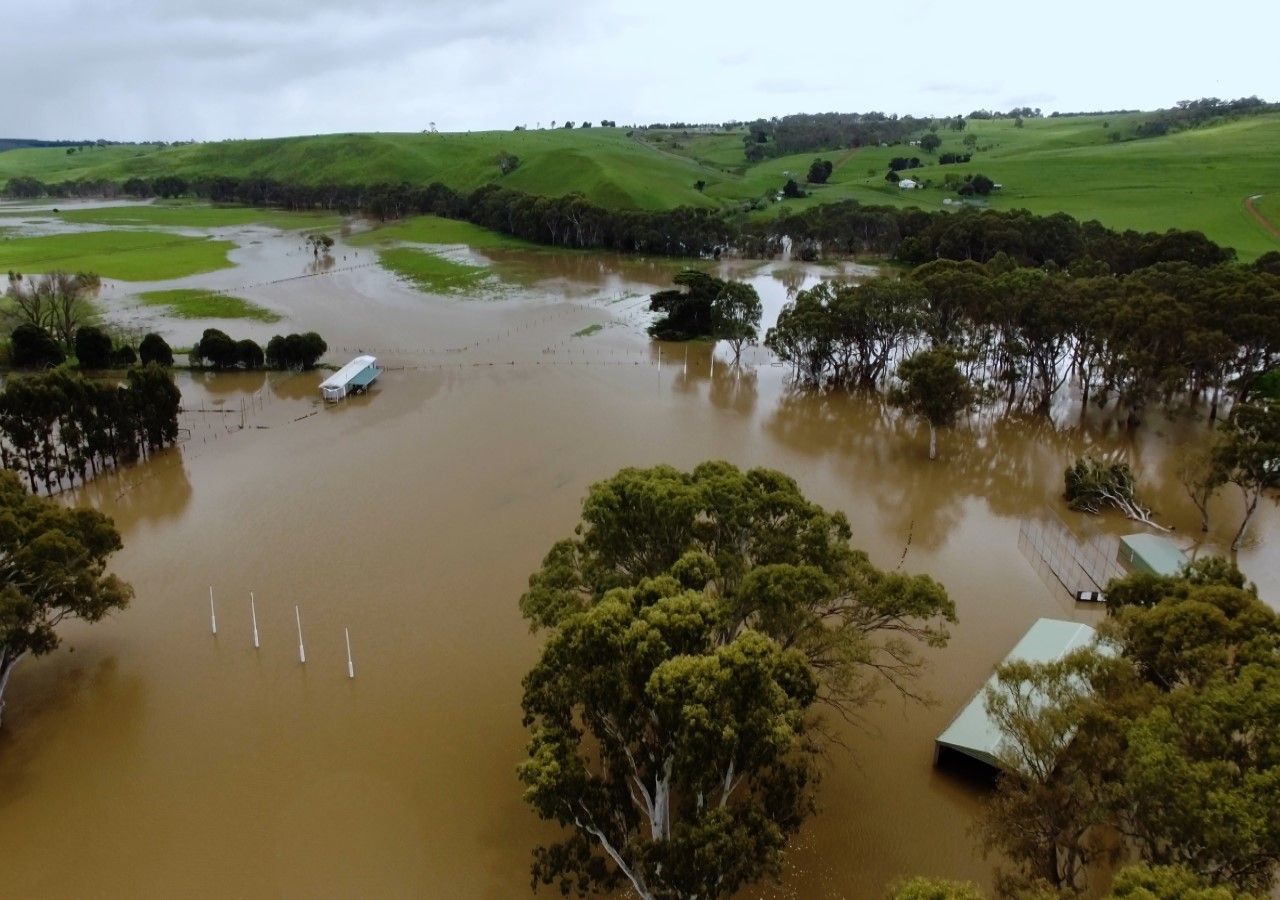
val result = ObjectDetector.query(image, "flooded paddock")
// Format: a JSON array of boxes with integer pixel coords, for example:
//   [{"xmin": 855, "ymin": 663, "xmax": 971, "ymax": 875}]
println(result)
[{"xmin": 0, "ymin": 208, "xmax": 1276, "ymax": 898}]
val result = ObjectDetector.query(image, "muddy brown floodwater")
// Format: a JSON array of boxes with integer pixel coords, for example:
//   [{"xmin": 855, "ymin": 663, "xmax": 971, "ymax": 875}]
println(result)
[{"xmin": 0, "ymin": 216, "xmax": 1277, "ymax": 899}]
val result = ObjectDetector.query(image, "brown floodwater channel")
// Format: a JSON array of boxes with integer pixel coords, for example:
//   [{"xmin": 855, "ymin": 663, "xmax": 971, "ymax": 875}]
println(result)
[{"xmin": 1, "ymin": 214, "xmax": 1277, "ymax": 899}]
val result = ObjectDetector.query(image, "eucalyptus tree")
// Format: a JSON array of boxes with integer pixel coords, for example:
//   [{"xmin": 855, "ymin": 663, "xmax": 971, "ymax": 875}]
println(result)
[
  {"xmin": 0, "ymin": 470, "xmax": 132, "ymax": 725},
  {"xmin": 518, "ymin": 462, "xmax": 955, "ymax": 896},
  {"xmin": 1213, "ymin": 400, "xmax": 1280, "ymax": 551},
  {"xmin": 889, "ymin": 347, "xmax": 976, "ymax": 460},
  {"xmin": 711, "ymin": 281, "xmax": 762, "ymax": 363}
]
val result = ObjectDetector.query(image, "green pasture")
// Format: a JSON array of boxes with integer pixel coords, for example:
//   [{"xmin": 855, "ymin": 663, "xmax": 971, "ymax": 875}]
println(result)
[
  {"xmin": 137, "ymin": 288, "xmax": 281, "ymax": 321},
  {"xmin": 0, "ymin": 229, "xmax": 235, "ymax": 280},
  {"xmin": 55, "ymin": 204, "xmax": 342, "ymax": 230},
  {"xmin": 4, "ymin": 112, "xmax": 1280, "ymax": 257},
  {"xmin": 348, "ymin": 215, "xmax": 534, "ymax": 250}
]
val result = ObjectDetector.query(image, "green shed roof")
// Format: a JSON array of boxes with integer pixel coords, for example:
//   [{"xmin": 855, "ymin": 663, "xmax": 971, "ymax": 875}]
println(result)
[
  {"xmin": 1119, "ymin": 533, "xmax": 1186, "ymax": 577},
  {"xmin": 936, "ymin": 619, "xmax": 1099, "ymax": 770}
]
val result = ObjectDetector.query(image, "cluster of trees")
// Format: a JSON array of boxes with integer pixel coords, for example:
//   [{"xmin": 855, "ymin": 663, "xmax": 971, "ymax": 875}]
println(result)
[
  {"xmin": 763, "ymin": 259, "xmax": 1280, "ymax": 432},
  {"xmin": 646, "ymin": 269, "xmax": 762, "ymax": 359},
  {"xmin": 968, "ymin": 108, "xmax": 1043, "ymax": 120},
  {"xmin": 4, "ymin": 174, "xmax": 1245, "ymax": 272},
  {"xmin": 889, "ymin": 156, "xmax": 924, "ymax": 172},
  {"xmin": 742, "ymin": 111, "xmax": 936, "ymax": 160},
  {"xmin": 9, "ymin": 323, "xmax": 172, "ymax": 371},
  {"xmin": 806, "ymin": 159, "xmax": 834, "ymax": 184},
  {"xmin": 495, "ymin": 151, "xmax": 520, "ymax": 175},
  {"xmin": 976, "ymin": 561, "xmax": 1280, "ymax": 896},
  {"xmin": 517, "ymin": 461, "xmax": 956, "ymax": 899},
  {"xmin": 0, "ymin": 470, "xmax": 132, "ymax": 726},
  {"xmin": 744, "ymin": 202, "xmax": 1238, "ymax": 270},
  {"xmin": 6, "ymin": 271, "xmax": 100, "ymax": 352},
  {"xmin": 0, "ymin": 366, "xmax": 182, "ymax": 494},
  {"xmin": 190, "ymin": 329, "xmax": 327, "ymax": 371},
  {"xmin": 1134, "ymin": 96, "xmax": 1278, "ymax": 138},
  {"xmin": 6, "ymin": 271, "xmax": 174, "ymax": 371},
  {"xmin": 938, "ymin": 152, "xmax": 973, "ymax": 165}
]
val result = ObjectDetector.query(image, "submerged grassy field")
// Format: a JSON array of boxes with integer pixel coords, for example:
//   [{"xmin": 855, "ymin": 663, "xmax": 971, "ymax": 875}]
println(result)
[
  {"xmin": 137, "ymin": 288, "xmax": 281, "ymax": 321},
  {"xmin": 377, "ymin": 247, "xmax": 494, "ymax": 294},
  {"xmin": 0, "ymin": 229, "xmax": 234, "ymax": 280},
  {"xmin": 348, "ymin": 215, "xmax": 534, "ymax": 250},
  {"xmin": 55, "ymin": 203, "xmax": 342, "ymax": 231},
  {"xmin": 3, "ymin": 113, "xmax": 1279, "ymax": 257}
]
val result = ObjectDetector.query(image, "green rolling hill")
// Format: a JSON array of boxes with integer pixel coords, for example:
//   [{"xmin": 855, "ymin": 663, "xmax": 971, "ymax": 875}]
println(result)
[{"xmin": 3, "ymin": 113, "xmax": 1278, "ymax": 258}]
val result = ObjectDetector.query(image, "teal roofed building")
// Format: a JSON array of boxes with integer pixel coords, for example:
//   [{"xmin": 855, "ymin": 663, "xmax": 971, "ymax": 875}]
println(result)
[
  {"xmin": 934, "ymin": 619, "xmax": 1101, "ymax": 771},
  {"xmin": 1118, "ymin": 533, "xmax": 1187, "ymax": 577}
]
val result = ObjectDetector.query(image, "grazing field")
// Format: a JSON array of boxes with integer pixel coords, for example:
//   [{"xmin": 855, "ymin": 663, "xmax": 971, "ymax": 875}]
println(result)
[
  {"xmin": 377, "ymin": 247, "xmax": 493, "ymax": 294},
  {"xmin": 348, "ymin": 215, "xmax": 535, "ymax": 250},
  {"xmin": 55, "ymin": 203, "xmax": 343, "ymax": 231},
  {"xmin": 0, "ymin": 130, "xmax": 722, "ymax": 211},
  {"xmin": 137, "ymin": 288, "xmax": 281, "ymax": 321},
  {"xmin": 4, "ymin": 113, "xmax": 1280, "ymax": 257},
  {"xmin": 0, "ymin": 229, "xmax": 234, "ymax": 280}
]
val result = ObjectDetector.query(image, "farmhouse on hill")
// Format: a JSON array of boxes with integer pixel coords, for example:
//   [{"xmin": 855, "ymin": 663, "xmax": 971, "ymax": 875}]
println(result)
[{"xmin": 898, "ymin": 178, "xmax": 919, "ymax": 190}]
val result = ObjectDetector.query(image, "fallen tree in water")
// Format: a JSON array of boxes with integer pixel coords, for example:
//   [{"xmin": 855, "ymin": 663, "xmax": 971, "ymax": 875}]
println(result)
[{"xmin": 1064, "ymin": 455, "xmax": 1167, "ymax": 529}]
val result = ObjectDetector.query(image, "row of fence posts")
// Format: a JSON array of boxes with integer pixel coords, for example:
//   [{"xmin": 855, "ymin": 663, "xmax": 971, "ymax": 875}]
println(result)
[{"xmin": 208, "ymin": 586, "xmax": 354, "ymax": 678}]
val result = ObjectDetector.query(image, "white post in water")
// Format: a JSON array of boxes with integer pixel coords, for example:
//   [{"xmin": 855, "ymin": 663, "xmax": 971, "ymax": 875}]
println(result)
[
  {"xmin": 345, "ymin": 628, "xmax": 355, "ymax": 679},
  {"xmin": 250, "ymin": 592, "xmax": 260, "ymax": 649},
  {"xmin": 295, "ymin": 606, "xmax": 306, "ymax": 664},
  {"xmin": 683, "ymin": 347, "xmax": 688, "ymax": 377},
  {"xmin": 710, "ymin": 354, "xmax": 715, "ymax": 380},
  {"xmin": 209, "ymin": 586, "xmax": 217, "ymax": 635}
]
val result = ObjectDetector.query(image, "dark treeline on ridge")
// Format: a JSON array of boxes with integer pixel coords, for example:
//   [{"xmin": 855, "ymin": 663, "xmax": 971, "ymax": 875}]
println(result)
[
  {"xmin": 3, "ymin": 174, "xmax": 1250, "ymax": 275},
  {"xmin": 0, "ymin": 366, "xmax": 182, "ymax": 495}
]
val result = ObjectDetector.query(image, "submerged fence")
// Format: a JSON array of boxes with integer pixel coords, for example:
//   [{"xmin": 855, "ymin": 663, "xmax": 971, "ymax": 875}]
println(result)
[{"xmin": 1018, "ymin": 511, "xmax": 1125, "ymax": 598}]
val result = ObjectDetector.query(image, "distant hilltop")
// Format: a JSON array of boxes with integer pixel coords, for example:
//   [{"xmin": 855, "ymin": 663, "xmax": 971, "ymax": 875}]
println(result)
[{"xmin": 1, "ymin": 98, "xmax": 1278, "ymax": 259}]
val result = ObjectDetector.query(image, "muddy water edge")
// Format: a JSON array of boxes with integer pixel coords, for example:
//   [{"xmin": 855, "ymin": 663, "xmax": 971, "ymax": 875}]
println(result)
[{"xmin": 0, "ymin": 210, "xmax": 1277, "ymax": 899}]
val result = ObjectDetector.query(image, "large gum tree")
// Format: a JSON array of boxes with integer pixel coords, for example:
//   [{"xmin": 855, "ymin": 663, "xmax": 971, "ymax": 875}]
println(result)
[
  {"xmin": 518, "ymin": 461, "xmax": 955, "ymax": 898},
  {"xmin": 0, "ymin": 470, "xmax": 132, "ymax": 725}
]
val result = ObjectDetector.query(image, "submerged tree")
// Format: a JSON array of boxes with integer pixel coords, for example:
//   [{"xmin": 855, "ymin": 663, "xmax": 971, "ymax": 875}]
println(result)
[
  {"xmin": 1064, "ymin": 455, "xmax": 1165, "ymax": 529},
  {"xmin": 890, "ymin": 347, "xmax": 975, "ymax": 460},
  {"xmin": 0, "ymin": 470, "xmax": 133, "ymax": 725},
  {"xmin": 518, "ymin": 462, "xmax": 955, "ymax": 896},
  {"xmin": 711, "ymin": 281, "xmax": 762, "ymax": 363},
  {"xmin": 1212, "ymin": 400, "xmax": 1280, "ymax": 551}
]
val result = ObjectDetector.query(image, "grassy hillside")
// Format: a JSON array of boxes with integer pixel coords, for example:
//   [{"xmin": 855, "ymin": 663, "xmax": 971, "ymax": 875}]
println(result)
[{"xmin": 3, "ymin": 114, "xmax": 1279, "ymax": 258}]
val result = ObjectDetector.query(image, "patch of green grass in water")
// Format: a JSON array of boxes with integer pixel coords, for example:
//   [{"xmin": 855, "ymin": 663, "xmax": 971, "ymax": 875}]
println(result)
[
  {"xmin": 56, "ymin": 204, "xmax": 342, "ymax": 231},
  {"xmin": 572, "ymin": 323, "xmax": 604, "ymax": 337},
  {"xmin": 349, "ymin": 215, "xmax": 534, "ymax": 250},
  {"xmin": 0, "ymin": 229, "xmax": 234, "ymax": 280},
  {"xmin": 138, "ymin": 289, "xmax": 281, "ymax": 322},
  {"xmin": 378, "ymin": 247, "xmax": 494, "ymax": 294}
]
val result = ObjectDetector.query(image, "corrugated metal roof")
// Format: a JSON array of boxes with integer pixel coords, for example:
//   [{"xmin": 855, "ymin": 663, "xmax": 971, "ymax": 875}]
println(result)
[
  {"xmin": 319, "ymin": 356, "xmax": 378, "ymax": 390},
  {"xmin": 1119, "ymin": 533, "xmax": 1185, "ymax": 577},
  {"xmin": 935, "ymin": 619, "xmax": 1099, "ymax": 769}
]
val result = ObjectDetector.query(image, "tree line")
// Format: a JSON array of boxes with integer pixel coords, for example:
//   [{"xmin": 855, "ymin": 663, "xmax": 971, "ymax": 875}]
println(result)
[
  {"xmin": 2, "ymin": 174, "xmax": 1247, "ymax": 273},
  {"xmin": 190, "ymin": 328, "xmax": 327, "ymax": 371},
  {"xmin": 0, "ymin": 366, "xmax": 182, "ymax": 495},
  {"xmin": 761, "ymin": 259, "xmax": 1280, "ymax": 428}
]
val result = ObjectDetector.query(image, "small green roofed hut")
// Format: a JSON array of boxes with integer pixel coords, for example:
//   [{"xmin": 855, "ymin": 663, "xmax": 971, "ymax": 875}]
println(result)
[
  {"xmin": 935, "ymin": 619, "xmax": 1100, "ymax": 771},
  {"xmin": 1118, "ymin": 533, "xmax": 1186, "ymax": 577}
]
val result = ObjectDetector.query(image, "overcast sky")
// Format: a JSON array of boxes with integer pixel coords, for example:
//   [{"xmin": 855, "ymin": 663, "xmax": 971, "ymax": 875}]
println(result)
[{"xmin": 8, "ymin": 0, "xmax": 1279, "ymax": 140}]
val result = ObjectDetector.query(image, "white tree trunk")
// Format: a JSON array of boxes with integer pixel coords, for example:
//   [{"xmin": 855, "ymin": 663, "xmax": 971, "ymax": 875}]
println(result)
[{"xmin": 0, "ymin": 648, "xmax": 25, "ymax": 728}]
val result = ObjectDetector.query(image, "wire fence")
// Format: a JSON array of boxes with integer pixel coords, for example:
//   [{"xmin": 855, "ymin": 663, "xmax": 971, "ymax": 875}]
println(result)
[{"xmin": 1018, "ymin": 510, "xmax": 1125, "ymax": 599}]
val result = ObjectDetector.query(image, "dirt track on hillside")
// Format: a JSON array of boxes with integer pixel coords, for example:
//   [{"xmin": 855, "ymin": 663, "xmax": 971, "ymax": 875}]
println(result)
[{"xmin": 1244, "ymin": 194, "xmax": 1280, "ymax": 243}]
